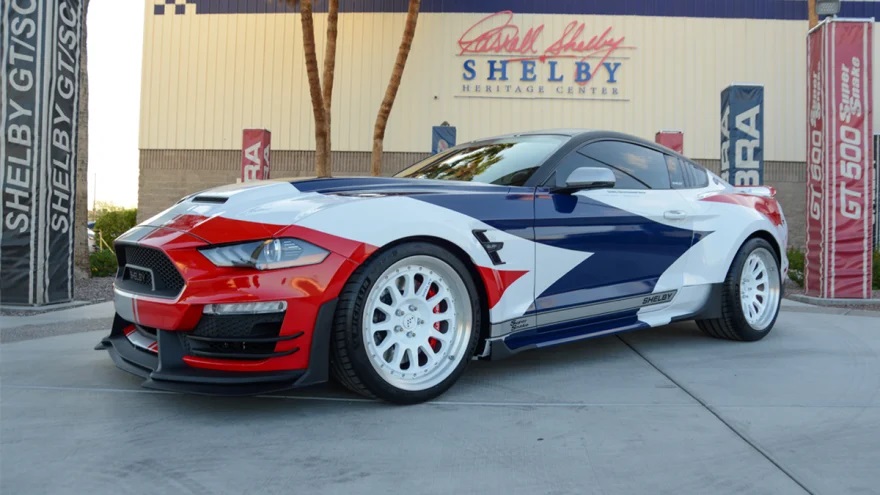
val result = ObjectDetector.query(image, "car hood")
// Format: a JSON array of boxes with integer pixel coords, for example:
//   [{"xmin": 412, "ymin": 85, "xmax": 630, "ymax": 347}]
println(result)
[{"xmin": 136, "ymin": 176, "xmax": 510, "ymax": 244}]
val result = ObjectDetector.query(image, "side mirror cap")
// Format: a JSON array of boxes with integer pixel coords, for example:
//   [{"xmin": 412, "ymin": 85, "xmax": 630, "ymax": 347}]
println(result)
[{"xmin": 552, "ymin": 167, "xmax": 616, "ymax": 193}]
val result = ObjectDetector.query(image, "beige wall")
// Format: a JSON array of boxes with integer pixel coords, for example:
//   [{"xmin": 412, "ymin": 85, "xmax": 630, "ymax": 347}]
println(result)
[
  {"xmin": 138, "ymin": 7, "xmax": 880, "ymax": 248},
  {"xmin": 138, "ymin": 6, "xmax": 880, "ymax": 161}
]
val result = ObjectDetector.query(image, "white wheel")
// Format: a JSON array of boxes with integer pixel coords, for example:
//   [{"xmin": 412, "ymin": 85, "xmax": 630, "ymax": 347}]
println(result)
[
  {"xmin": 330, "ymin": 242, "xmax": 481, "ymax": 404},
  {"xmin": 739, "ymin": 248, "xmax": 781, "ymax": 331},
  {"xmin": 696, "ymin": 238, "xmax": 781, "ymax": 342},
  {"xmin": 362, "ymin": 256, "xmax": 474, "ymax": 391}
]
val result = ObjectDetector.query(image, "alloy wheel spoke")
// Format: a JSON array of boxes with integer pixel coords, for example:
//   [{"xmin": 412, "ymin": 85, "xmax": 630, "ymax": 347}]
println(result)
[
  {"xmin": 431, "ymin": 313, "xmax": 451, "ymax": 325},
  {"xmin": 377, "ymin": 335, "xmax": 397, "ymax": 353},
  {"xmin": 415, "ymin": 275, "xmax": 434, "ymax": 299},
  {"xmin": 408, "ymin": 347, "xmax": 420, "ymax": 371},
  {"xmin": 427, "ymin": 289, "xmax": 447, "ymax": 306},
  {"xmin": 419, "ymin": 344, "xmax": 436, "ymax": 367}
]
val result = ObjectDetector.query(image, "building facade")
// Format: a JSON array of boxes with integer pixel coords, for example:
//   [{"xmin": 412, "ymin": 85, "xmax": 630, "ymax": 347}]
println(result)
[{"xmin": 137, "ymin": 0, "xmax": 880, "ymax": 247}]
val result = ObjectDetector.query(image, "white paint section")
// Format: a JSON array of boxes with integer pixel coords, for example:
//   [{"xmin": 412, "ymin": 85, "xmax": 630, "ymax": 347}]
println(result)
[
  {"xmin": 293, "ymin": 195, "xmax": 591, "ymax": 325},
  {"xmin": 125, "ymin": 328, "xmax": 158, "ymax": 354},
  {"xmin": 114, "ymin": 288, "xmax": 137, "ymax": 324},
  {"xmin": 139, "ymin": 180, "xmax": 306, "ymax": 230},
  {"xmin": 638, "ymin": 284, "xmax": 712, "ymax": 326}
]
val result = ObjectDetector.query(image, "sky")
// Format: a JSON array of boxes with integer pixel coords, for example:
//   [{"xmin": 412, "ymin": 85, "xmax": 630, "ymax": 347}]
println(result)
[{"xmin": 86, "ymin": 0, "xmax": 144, "ymax": 209}]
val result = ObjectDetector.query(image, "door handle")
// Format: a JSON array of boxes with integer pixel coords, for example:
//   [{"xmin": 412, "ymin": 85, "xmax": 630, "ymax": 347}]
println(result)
[{"xmin": 664, "ymin": 210, "xmax": 687, "ymax": 221}]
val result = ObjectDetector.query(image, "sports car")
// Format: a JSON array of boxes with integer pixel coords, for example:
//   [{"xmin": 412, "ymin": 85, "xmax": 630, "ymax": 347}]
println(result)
[{"xmin": 97, "ymin": 129, "xmax": 788, "ymax": 404}]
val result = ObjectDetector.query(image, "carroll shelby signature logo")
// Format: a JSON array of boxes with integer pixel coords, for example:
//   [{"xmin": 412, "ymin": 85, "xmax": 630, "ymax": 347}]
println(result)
[{"xmin": 457, "ymin": 11, "xmax": 630, "ymax": 85}]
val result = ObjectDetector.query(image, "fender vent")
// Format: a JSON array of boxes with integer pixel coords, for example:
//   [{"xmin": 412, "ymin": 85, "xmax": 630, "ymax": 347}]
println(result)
[
  {"xmin": 192, "ymin": 195, "xmax": 228, "ymax": 204},
  {"xmin": 473, "ymin": 230, "xmax": 505, "ymax": 266}
]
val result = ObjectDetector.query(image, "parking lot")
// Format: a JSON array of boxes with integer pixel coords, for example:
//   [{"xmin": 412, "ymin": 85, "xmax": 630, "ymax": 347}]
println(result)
[{"xmin": 2, "ymin": 300, "xmax": 879, "ymax": 495}]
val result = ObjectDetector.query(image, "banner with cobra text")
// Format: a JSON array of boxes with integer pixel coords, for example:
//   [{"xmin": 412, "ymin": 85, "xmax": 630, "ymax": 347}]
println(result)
[
  {"xmin": 241, "ymin": 129, "xmax": 271, "ymax": 182},
  {"xmin": 721, "ymin": 84, "xmax": 765, "ymax": 186}
]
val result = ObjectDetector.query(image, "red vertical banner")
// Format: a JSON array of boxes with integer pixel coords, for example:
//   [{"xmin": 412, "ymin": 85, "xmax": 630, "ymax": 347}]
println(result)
[
  {"xmin": 655, "ymin": 131, "xmax": 683, "ymax": 153},
  {"xmin": 241, "ymin": 129, "xmax": 272, "ymax": 182},
  {"xmin": 804, "ymin": 23, "xmax": 825, "ymax": 296},
  {"xmin": 805, "ymin": 20, "xmax": 874, "ymax": 299}
]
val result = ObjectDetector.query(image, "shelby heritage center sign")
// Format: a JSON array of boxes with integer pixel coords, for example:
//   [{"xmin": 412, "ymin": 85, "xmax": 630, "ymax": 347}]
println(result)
[
  {"xmin": 805, "ymin": 19, "xmax": 874, "ymax": 299},
  {"xmin": 456, "ymin": 11, "xmax": 633, "ymax": 101},
  {"xmin": 1, "ymin": 0, "xmax": 84, "ymax": 305}
]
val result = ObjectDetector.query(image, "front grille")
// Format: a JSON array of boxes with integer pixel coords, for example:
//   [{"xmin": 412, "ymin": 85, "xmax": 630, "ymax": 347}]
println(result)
[
  {"xmin": 183, "ymin": 312, "xmax": 301, "ymax": 360},
  {"xmin": 115, "ymin": 245, "xmax": 185, "ymax": 298}
]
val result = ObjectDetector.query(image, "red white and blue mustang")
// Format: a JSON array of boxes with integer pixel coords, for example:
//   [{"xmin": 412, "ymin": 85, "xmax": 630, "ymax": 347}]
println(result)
[{"xmin": 98, "ymin": 130, "xmax": 788, "ymax": 403}]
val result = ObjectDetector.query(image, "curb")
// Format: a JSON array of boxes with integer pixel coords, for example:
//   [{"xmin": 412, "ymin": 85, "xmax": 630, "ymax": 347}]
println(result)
[
  {"xmin": 0, "ymin": 301, "xmax": 115, "ymax": 330},
  {"xmin": 788, "ymin": 294, "xmax": 880, "ymax": 307}
]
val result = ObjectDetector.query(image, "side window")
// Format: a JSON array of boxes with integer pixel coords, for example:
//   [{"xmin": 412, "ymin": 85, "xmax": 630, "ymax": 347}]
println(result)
[
  {"xmin": 552, "ymin": 151, "xmax": 648, "ymax": 190},
  {"xmin": 665, "ymin": 155, "xmax": 686, "ymax": 189},
  {"xmin": 581, "ymin": 141, "xmax": 671, "ymax": 189},
  {"xmin": 682, "ymin": 160, "xmax": 710, "ymax": 188}
]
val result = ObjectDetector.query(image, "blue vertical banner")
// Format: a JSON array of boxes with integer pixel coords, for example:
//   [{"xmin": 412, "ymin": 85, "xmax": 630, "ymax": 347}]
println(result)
[
  {"xmin": 432, "ymin": 125, "xmax": 457, "ymax": 154},
  {"xmin": 720, "ymin": 84, "xmax": 765, "ymax": 185}
]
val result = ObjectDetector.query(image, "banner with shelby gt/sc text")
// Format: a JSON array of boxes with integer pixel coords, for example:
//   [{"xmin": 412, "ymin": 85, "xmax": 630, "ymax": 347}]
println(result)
[
  {"xmin": 1, "ymin": 0, "xmax": 83, "ymax": 305},
  {"xmin": 805, "ymin": 19, "xmax": 874, "ymax": 299}
]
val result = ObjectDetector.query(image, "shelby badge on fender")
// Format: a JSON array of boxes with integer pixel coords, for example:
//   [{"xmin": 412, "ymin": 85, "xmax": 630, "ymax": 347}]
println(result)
[{"xmin": 97, "ymin": 129, "xmax": 789, "ymax": 404}]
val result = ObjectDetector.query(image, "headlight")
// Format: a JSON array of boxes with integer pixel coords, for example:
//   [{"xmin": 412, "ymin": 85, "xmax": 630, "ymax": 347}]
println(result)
[{"xmin": 199, "ymin": 238, "xmax": 329, "ymax": 270}]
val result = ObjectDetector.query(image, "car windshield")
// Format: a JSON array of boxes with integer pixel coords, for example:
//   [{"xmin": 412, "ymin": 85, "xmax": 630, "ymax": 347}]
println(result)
[{"xmin": 394, "ymin": 135, "xmax": 567, "ymax": 186}]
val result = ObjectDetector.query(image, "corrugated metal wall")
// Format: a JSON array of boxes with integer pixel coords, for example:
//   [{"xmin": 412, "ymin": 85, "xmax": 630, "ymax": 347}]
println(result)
[{"xmin": 139, "ymin": 3, "xmax": 879, "ymax": 162}]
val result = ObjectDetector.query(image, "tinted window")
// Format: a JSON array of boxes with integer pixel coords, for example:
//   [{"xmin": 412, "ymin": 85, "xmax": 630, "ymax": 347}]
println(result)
[
  {"xmin": 395, "ymin": 135, "xmax": 567, "ymax": 186},
  {"xmin": 581, "ymin": 141, "xmax": 671, "ymax": 189},
  {"xmin": 665, "ymin": 155, "xmax": 686, "ymax": 189},
  {"xmin": 682, "ymin": 160, "xmax": 710, "ymax": 188},
  {"xmin": 552, "ymin": 151, "xmax": 648, "ymax": 190}
]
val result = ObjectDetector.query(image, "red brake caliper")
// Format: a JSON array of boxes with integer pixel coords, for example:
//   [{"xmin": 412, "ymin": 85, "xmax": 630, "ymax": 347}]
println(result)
[{"xmin": 427, "ymin": 285, "xmax": 441, "ymax": 351}]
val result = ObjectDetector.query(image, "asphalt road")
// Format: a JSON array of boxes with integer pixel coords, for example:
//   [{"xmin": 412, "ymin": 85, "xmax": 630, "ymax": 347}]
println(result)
[{"xmin": 2, "ymin": 301, "xmax": 878, "ymax": 495}]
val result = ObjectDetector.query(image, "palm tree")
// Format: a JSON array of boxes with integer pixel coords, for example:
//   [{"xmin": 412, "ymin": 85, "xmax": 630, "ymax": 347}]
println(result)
[
  {"xmin": 287, "ymin": 0, "xmax": 338, "ymax": 177},
  {"xmin": 370, "ymin": 0, "xmax": 421, "ymax": 176},
  {"xmin": 74, "ymin": 0, "xmax": 90, "ymax": 278}
]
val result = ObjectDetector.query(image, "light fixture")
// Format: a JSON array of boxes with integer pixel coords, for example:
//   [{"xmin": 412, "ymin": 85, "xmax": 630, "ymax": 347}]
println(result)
[
  {"xmin": 816, "ymin": 0, "xmax": 841, "ymax": 16},
  {"xmin": 203, "ymin": 301, "xmax": 287, "ymax": 315}
]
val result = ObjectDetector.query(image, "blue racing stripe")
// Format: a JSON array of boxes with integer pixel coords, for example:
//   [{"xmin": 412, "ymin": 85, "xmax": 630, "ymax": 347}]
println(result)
[{"xmin": 504, "ymin": 309, "xmax": 647, "ymax": 350}]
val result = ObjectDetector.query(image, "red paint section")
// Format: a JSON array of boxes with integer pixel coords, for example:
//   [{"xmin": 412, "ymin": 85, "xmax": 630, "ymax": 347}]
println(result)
[
  {"xmin": 476, "ymin": 265, "xmax": 529, "ymax": 308},
  {"xmin": 110, "ymin": 217, "xmax": 379, "ymax": 374},
  {"xmin": 158, "ymin": 213, "xmax": 210, "ymax": 232},
  {"xmin": 701, "ymin": 193, "xmax": 784, "ymax": 227},
  {"xmin": 187, "ymin": 216, "xmax": 284, "ymax": 244}
]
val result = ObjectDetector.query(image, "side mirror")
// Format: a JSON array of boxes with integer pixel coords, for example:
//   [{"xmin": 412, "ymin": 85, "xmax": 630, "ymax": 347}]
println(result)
[{"xmin": 553, "ymin": 167, "xmax": 616, "ymax": 193}]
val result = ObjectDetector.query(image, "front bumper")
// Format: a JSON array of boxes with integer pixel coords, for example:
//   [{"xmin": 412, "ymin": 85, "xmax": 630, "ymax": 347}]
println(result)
[{"xmin": 97, "ymin": 298, "xmax": 337, "ymax": 396}]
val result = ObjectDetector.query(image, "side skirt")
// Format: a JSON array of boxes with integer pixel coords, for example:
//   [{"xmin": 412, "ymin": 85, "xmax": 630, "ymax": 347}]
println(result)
[{"xmin": 481, "ymin": 283, "xmax": 726, "ymax": 361}]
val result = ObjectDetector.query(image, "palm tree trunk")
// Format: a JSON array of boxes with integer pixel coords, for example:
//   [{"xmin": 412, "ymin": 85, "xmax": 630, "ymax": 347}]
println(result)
[
  {"xmin": 321, "ymin": 0, "xmax": 338, "ymax": 172},
  {"xmin": 299, "ymin": 0, "xmax": 329, "ymax": 177},
  {"xmin": 74, "ymin": 0, "xmax": 90, "ymax": 278},
  {"xmin": 370, "ymin": 0, "xmax": 420, "ymax": 177}
]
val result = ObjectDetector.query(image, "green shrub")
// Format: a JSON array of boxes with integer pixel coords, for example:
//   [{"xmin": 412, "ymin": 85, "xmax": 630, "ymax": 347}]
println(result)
[
  {"xmin": 94, "ymin": 208, "xmax": 137, "ymax": 249},
  {"xmin": 787, "ymin": 247, "xmax": 878, "ymax": 290},
  {"xmin": 874, "ymin": 250, "xmax": 880, "ymax": 291},
  {"xmin": 90, "ymin": 249, "xmax": 118, "ymax": 277},
  {"xmin": 787, "ymin": 246, "xmax": 805, "ymax": 287}
]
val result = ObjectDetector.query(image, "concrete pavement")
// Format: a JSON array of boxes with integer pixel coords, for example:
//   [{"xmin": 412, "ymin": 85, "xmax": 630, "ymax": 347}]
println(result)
[{"xmin": 1, "ymin": 304, "xmax": 878, "ymax": 495}]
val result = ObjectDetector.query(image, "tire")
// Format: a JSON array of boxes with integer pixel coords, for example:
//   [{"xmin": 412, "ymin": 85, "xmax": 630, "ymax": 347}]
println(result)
[
  {"xmin": 696, "ymin": 238, "xmax": 782, "ymax": 342},
  {"xmin": 329, "ymin": 242, "xmax": 482, "ymax": 404}
]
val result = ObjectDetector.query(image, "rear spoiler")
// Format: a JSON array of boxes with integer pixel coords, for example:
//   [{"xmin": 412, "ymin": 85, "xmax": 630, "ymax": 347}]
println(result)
[{"xmin": 734, "ymin": 185, "xmax": 776, "ymax": 198}]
